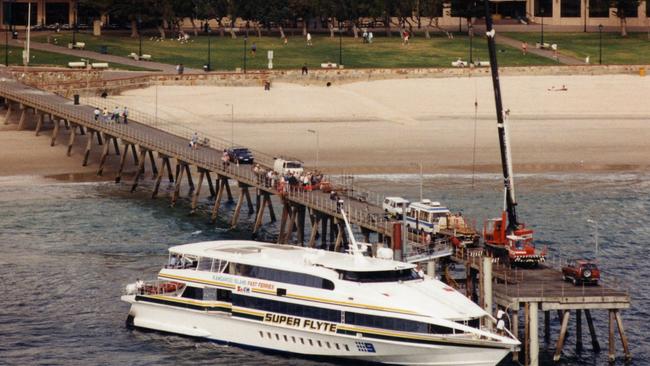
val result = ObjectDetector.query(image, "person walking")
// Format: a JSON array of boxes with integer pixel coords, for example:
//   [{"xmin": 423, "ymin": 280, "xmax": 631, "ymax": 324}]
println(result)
[
  {"xmin": 521, "ymin": 41, "xmax": 528, "ymax": 55},
  {"xmin": 113, "ymin": 106, "xmax": 120, "ymax": 123},
  {"xmin": 93, "ymin": 108, "xmax": 100, "ymax": 122},
  {"xmin": 102, "ymin": 107, "xmax": 109, "ymax": 123},
  {"xmin": 122, "ymin": 107, "xmax": 129, "ymax": 124},
  {"xmin": 306, "ymin": 33, "xmax": 312, "ymax": 46},
  {"xmin": 251, "ymin": 42, "xmax": 257, "ymax": 56}
]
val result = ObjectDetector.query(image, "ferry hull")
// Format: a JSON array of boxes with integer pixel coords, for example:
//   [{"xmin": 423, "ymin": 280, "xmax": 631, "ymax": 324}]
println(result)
[{"xmin": 123, "ymin": 295, "xmax": 511, "ymax": 366}]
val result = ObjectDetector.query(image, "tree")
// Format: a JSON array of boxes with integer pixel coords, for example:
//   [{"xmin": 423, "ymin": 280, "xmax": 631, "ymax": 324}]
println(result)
[{"xmin": 611, "ymin": 0, "xmax": 639, "ymax": 36}]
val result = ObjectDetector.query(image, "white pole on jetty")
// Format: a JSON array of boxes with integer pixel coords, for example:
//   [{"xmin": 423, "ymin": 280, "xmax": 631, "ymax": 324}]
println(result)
[
  {"xmin": 226, "ymin": 103, "xmax": 234, "ymax": 147},
  {"xmin": 25, "ymin": 2, "xmax": 31, "ymax": 66},
  {"xmin": 587, "ymin": 219, "xmax": 599, "ymax": 259},
  {"xmin": 307, "ymin": 129, "xmax": 319, "ymax": 169},
  {"xmin": 529, "ymin": 302, "xmax": 539, "ymax": 366}
]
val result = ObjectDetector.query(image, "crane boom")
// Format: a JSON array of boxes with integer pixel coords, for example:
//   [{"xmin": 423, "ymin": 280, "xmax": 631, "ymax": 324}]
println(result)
[{"xmin": 483, "ymin": 0, "xmax": 519, "ymax": 232}]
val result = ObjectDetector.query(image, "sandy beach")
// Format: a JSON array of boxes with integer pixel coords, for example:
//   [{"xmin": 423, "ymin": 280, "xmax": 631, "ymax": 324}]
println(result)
[
  {"xmin": 1, "ymin": 73, "xmax": 649, "ymax": 177},
  {"xmin": 101, "ymin": 74, "xmax": 650, "ymax": 174}
]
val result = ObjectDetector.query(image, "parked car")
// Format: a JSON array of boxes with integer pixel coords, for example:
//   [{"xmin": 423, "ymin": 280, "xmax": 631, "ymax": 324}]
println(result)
[
  {"xmin": 227, "ymin": 147, "xmax": 254, "ymax": 164},
  {"xmin": 562, "ymin": 260, "xmax": 600, "ymax": 285},
  {"xmin": 383, "ymin": 197, "xmax": 410, "ymax": 218},
  {"xmin": 273, "ymin": 157, "xmax": 303, "ymax": 175}
]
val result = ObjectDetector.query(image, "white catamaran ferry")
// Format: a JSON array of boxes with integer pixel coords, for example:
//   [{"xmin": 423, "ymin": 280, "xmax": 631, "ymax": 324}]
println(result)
[{"xmin": 122, "ymin": 213, "xmax": 518, "ymax": 366}]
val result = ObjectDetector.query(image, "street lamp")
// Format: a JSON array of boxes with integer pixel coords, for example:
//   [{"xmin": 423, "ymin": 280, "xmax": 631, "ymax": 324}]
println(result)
[
  {"xmin": 583, "ymin": 0, "xmax": 588, "ymax": 33},
  {"xmin": 307, "ymin": 129, "xmax": 319, "ymax": 168},
  {"xmin": 243, "ymin": 35, "xmax": 247, "ymax": 74},
  {"xmin": 5, "ymin": 0, "xmax": 14, "ymax": 66},
  {"xmin": 226, "ymin": 103, "xmax": 234, "ymax": 147},
  {"xmin": 206, "ymin": 28, "xmax": 212, "ymax": 71},
  {"xmin": 598, "ymin": 24, "xmax": 603, "ymax": 64},
  {"xmin": 469, "ymin": 23, "xmax": 473, "ymax": 64},
  {"xmin": 338, "ymin": 20, "xmax": 342, "ymax": 67},
  {"xmin": 539, "ymin": 8, "xmax": 544, "ymax": 48},
  {"xmin": 72, "ymin": 0, "xmax": 78, "ymax": 45},
  {"xmin": 587, "ymin": 219, "xmax": 599, "ymax": 259},
  {"xmin": 137, "ymin": 16, "xmax": 142, "ymax": 57}
]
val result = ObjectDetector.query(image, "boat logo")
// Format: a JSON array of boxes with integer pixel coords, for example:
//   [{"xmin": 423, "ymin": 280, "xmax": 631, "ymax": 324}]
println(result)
[
  {"xmin": 355, "ymin": 341, "xmax": 376, "ymax": 353},
  {"xmin": 236, "ymin": 285, "xmax": 251, "ymax": 294}
]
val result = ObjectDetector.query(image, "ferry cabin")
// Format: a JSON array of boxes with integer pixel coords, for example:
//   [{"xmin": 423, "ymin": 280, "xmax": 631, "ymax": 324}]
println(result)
[
  {"xmin": 122, "ymin": 241, "xmax": 518, "ymax": 366},
  {"xmin": 405, "ymin": 201, "xmax": 451, "ymax": 234}
]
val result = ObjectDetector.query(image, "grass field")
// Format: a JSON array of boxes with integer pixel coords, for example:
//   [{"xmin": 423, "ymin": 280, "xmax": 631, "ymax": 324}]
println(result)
[
  {"xmin": 504, "ymin": 32, "xmax": 650, "ymax": 64},
  {"xmin": 34, "ymin": 32, "xmax": 555, "ymax": 70},
  {"xmin": 2, "ymin": 44, "xmax": 155, "ymax": 71}
]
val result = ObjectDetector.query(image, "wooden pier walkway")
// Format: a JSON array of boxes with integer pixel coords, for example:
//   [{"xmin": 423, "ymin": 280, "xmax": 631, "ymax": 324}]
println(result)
[
  {"xmin": 0, "ymin": 76, "xmax": 451, "ymax": 260},
  {"xmin": 450, "ymin": 248, "xmax": 631, "ymax": 365}
]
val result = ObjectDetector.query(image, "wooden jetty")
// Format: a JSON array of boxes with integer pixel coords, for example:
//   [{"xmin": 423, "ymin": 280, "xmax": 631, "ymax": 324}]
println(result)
[
  {"xmin": 0, "ymin": 76, "xmax": 450, "ymax": 262},
  {"xmin": 450, "ymin": 248, "xmax": 631, "ymax": 366}
]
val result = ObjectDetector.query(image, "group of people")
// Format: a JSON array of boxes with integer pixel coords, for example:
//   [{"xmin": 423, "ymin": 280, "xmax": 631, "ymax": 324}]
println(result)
[
  {"xmin": 362, "ymin": 29, "xmax": 374, "ymax": 43},
  {"xmin": 94, "ymin": 106, "xmax": 128, "ymax": 124},
  {"xmin": 251, "ymin": 165, "xmax": 324, "ymax": 195}
]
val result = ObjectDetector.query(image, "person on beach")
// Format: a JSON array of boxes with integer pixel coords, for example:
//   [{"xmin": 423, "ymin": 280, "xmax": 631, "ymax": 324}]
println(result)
[
  {"xmin": 301, "ymin": 64, "xmax": 308, "ymax": 75},
  {"xmin": 122, "ymin": 107, "xmax": 128, "ymax": 124},
  {"xmin": 93, "ymin": 108, "xmax": 100, "ymax": 121}
]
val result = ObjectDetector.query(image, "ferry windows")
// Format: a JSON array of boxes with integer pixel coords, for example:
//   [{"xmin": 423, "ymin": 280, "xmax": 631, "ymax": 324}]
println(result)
[
  {"xmin": 198, "ymin": 257, "xmax": 213, "ymax": 272},
  {"xmin": 344, "ymin": 312, "xmax": 450, "ymax": 334},
  {"xmin": 181, "ymin": 286, "xmax": 204, "ymax": 300},
  {"xmin": 203, "ymin": 288, "xmax": 217, "ymax": 301},
  {"xmin": 232, "ymin": 263, "xmax": 334, "ymax": 290},
  {"xmin": 338, "ymin": 269, "xmax": 420, "ymax": 283},
  {"xmin": 231, "ymin": 294, "xmax": 341, "ymax": 322},
  {"xmin": 217, "ymin": 289, "xmax": 232, "ymax": 302},
  {"xmin": 211, "ymin": 259, "xmax": 228, "ymax": 273}
]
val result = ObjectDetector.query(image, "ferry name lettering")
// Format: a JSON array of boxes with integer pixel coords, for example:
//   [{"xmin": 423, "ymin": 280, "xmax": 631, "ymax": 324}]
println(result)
[{"xmin": 264, "ymin": 314, "xmax": 337, "ymax": 333}]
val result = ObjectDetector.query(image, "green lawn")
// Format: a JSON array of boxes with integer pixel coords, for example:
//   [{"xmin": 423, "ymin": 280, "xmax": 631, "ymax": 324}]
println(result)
[
  {"xmin": 504, "ymin": 32, "xmax": 650, "ymax": 65},
  {"xmin": 34, "ymin": 32, "xmax": 555, "ymax": 70},
  {"xmin": 2, "ymin": 45, "xmax": 156, "ymax": 71}
]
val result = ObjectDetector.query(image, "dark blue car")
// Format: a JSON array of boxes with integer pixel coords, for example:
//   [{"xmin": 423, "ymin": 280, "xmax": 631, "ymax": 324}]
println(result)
[{"xmin": 227, "ymin": 147, "xmax": 254, "ymax": 164}]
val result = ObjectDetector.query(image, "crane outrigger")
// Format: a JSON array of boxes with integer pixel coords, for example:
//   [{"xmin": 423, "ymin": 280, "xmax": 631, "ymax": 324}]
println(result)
[{"xmin": 481, "ymin": 2, "xmax": 546, "ymax": 267}]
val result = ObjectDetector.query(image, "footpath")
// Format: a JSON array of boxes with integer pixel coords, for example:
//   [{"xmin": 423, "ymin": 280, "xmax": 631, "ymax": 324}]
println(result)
[
  {"xmin": 495, "ymin": 34, "xmax": 585, "ymax": 65},
  {"xmin": 9, "ymin": 38, "xmax": 201, "ymax": 74}
]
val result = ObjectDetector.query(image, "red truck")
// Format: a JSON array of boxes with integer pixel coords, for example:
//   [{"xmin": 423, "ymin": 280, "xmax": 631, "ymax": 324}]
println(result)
[{"xmin": 562, "ymin": 260, "xmax": 600, "ymax": 285}]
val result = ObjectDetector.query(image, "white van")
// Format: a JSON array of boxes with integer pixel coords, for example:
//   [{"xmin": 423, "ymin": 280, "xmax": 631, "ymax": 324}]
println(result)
[
  {"xmin": 405, "ymin": 201, "xmax": 451, "ymax": 234},
  {"xmin": 383, "ymin": 197, "xmax": 410, "ymax": 218},
  {"xmin": 273, "ymin": 158, "xmax": 304, "ymax": 175}
]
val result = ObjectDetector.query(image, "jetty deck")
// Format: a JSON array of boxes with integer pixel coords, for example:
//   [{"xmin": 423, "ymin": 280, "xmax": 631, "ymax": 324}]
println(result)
[
  {"xmin": 0, "ymin": 76, "xmax": 452, "ymax": 260},
  {"xmin": 450, "ymin": 248, "xmax": 631, "ymax": 365}
]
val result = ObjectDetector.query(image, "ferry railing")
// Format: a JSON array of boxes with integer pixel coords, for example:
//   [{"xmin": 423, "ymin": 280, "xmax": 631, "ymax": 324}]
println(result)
[{"xmin": 131, "ymin": 280, "xmax": 185, "ymax": 296}]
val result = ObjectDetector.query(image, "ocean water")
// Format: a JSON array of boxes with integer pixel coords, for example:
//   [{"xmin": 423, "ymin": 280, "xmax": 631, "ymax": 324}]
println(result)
[{"xmin": 0, "ymin": 172, "xmax": 647, "ymax": 366}]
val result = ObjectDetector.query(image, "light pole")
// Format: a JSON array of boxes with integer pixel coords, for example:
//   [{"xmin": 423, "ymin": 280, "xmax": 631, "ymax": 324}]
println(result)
[
  {"xmin": 307, "ymin": 129, "xmax": 319, "ymax": 168},
  {"xmin": 226, "ymin": 103, "xmax": 234, "ymax": 147},
  {"xmin": 469, "ymin": 23, "xmax": 473, "ymax": 64},
  {"xmin": 587, "ymin": 219, "xmax": 599, "ymax": 259},
  {"xmin": 598, "ymin": 24, "xmax": 603, "ymax": 64},
  {"xmin": 539, "ymin": 8, "xmax": 544, "ymax": 48},
  {"xmin": 243, "ymin": 35, "xmax": 247, "ymax": 74},
  {"xmin": 583, "ymin": 0, "xmax": 588, "ymax": 32},
  {"xmin": 5, "ymin": 1, "xmax": 14, "ymax": 66},
  {"xmin": 338, "ymin": 20, "xmax": 342, "ymax": 67},
  {"xmin": 137, "ymin": 16, "xmax": 142, "ymax": 57},
  {"xmin": 206, "ymin": 28, "xmax": 212, "ymax": 71},
  {"xmin": 72, "ymin": 0, "xmax": 78, "ymax": 45},
  {"xmin": 418, "ymin": 162, "xmax": 423, "ymax": 202}
]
